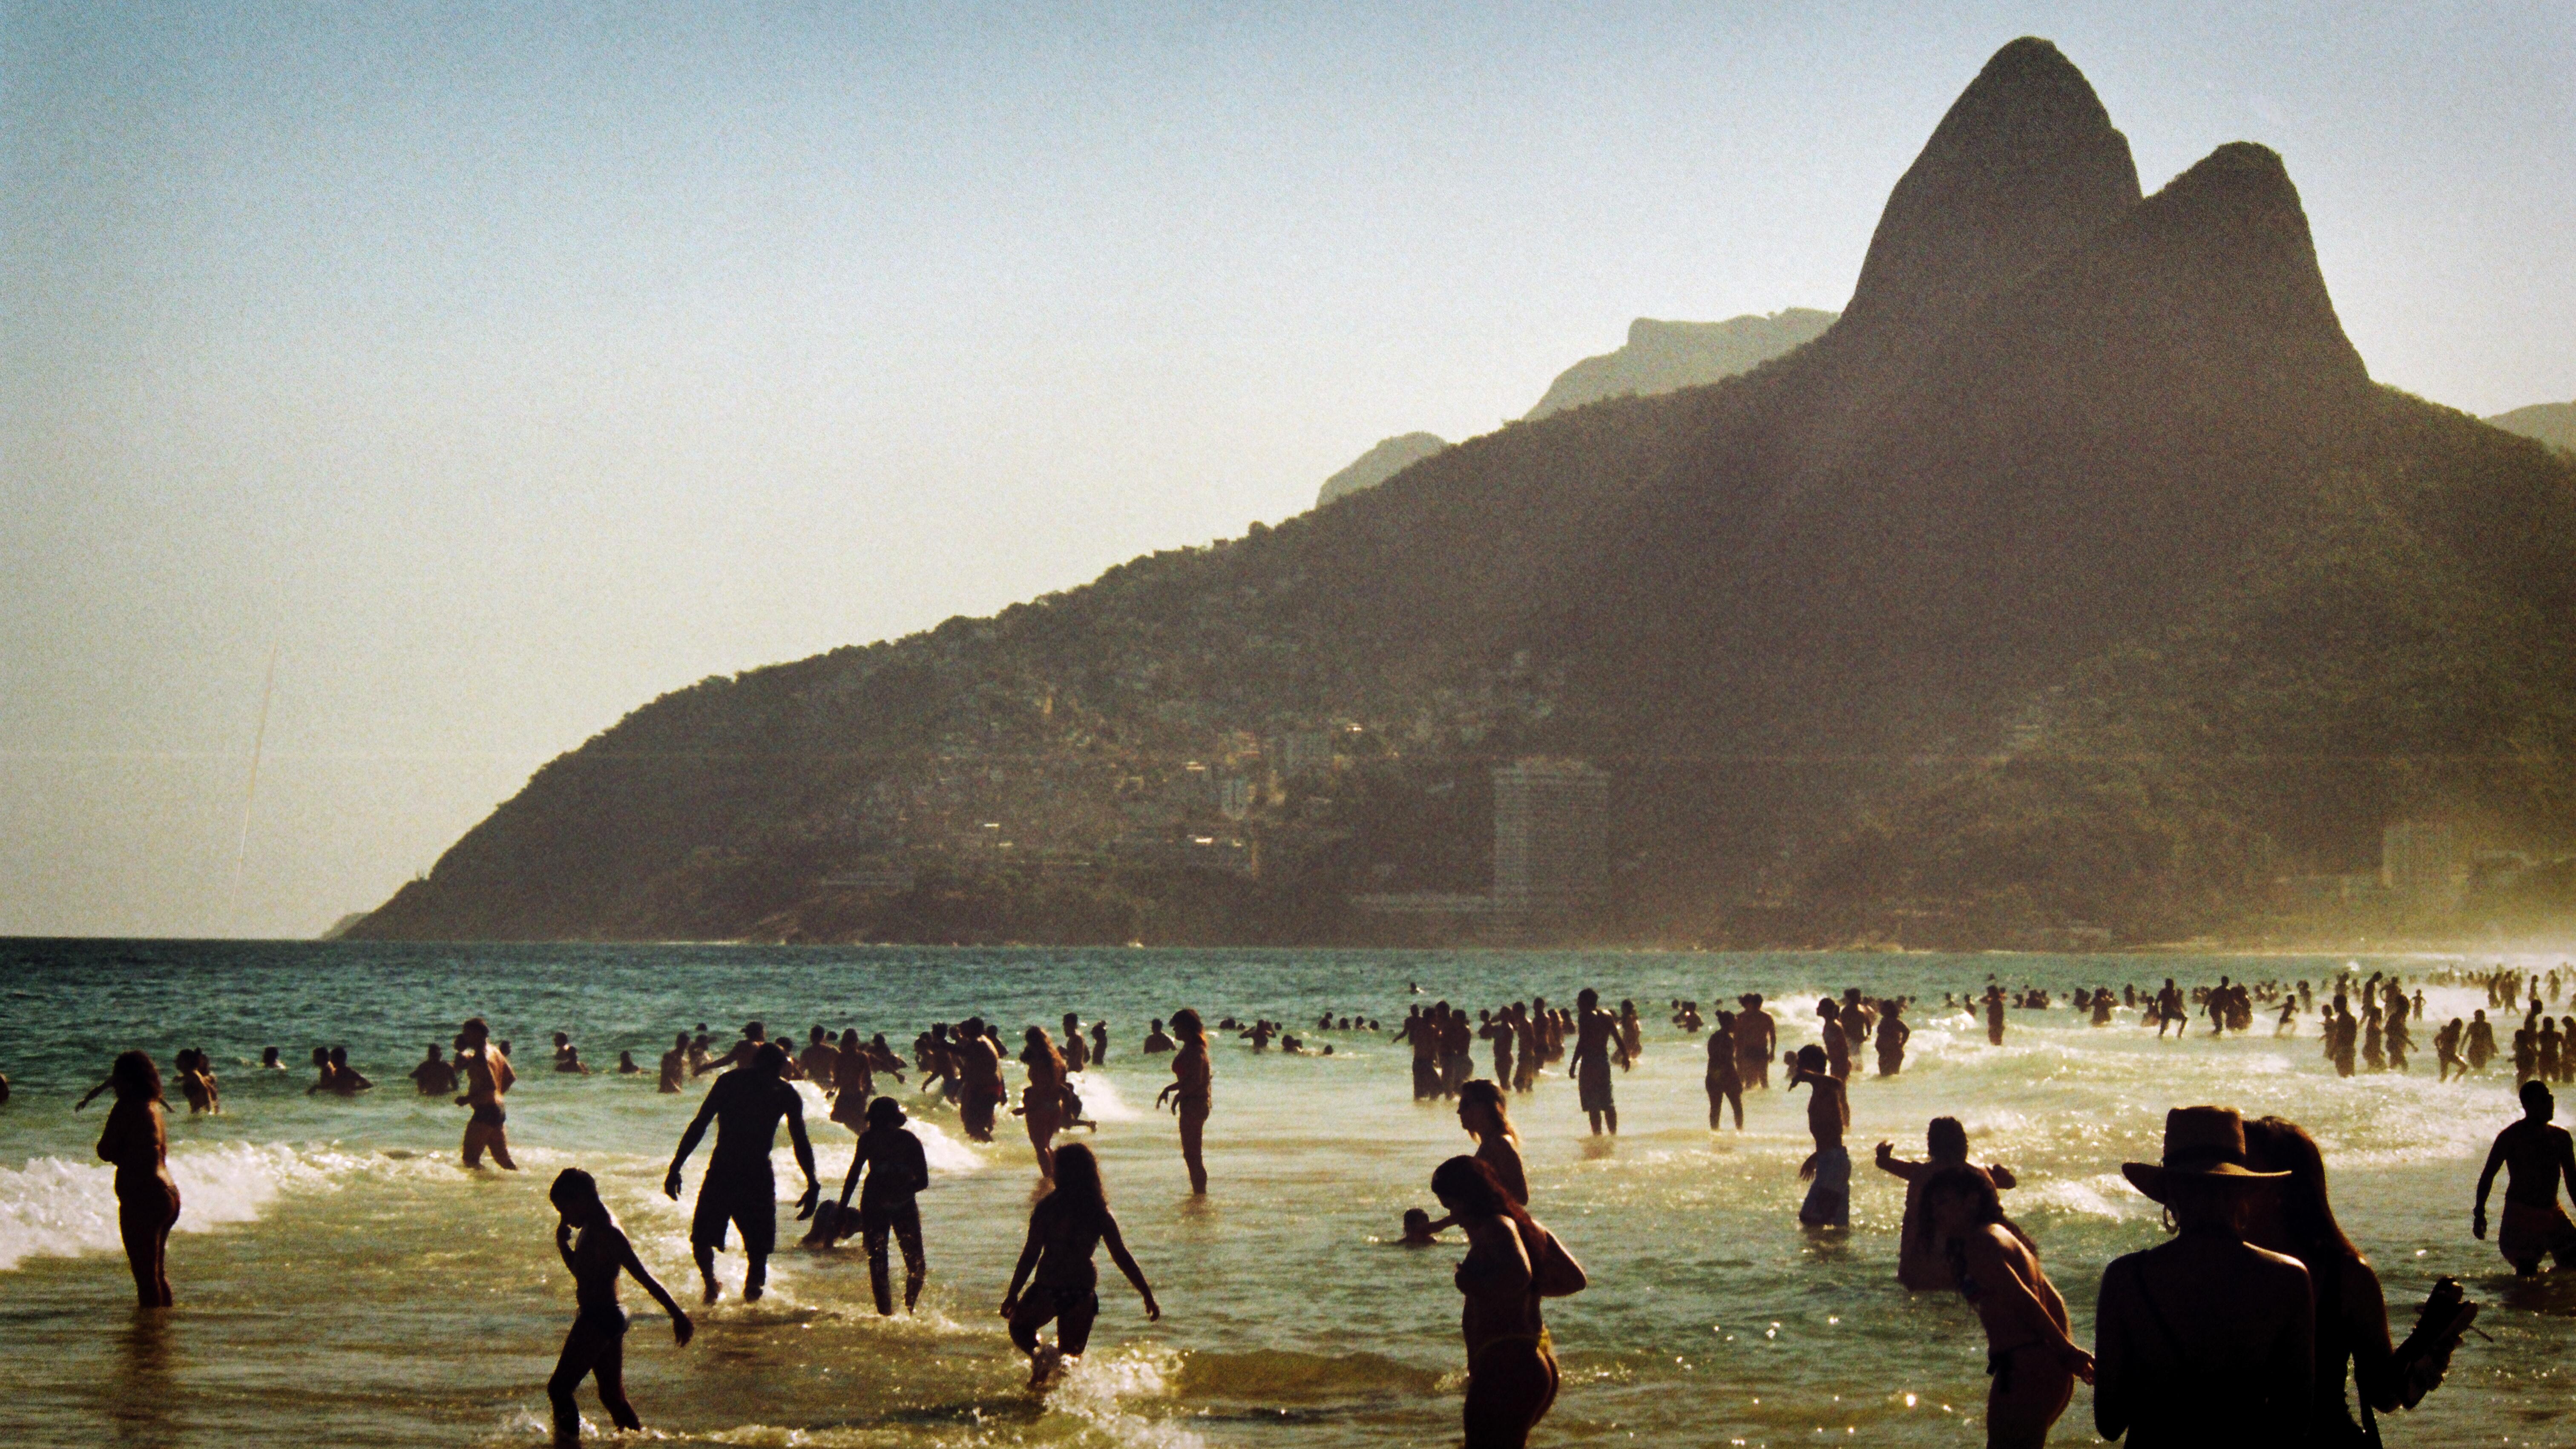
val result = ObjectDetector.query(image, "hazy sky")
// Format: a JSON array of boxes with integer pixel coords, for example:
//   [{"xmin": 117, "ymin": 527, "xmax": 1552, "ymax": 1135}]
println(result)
[{"xmin": 5, "ymin": 3, "xmax": 2570, "ymax": 938}]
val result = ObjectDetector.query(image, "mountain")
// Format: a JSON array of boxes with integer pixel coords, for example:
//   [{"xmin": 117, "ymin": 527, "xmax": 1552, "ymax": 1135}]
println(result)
[
  {"xmin": 1522, "ymin": 311, "xmax": 1837, "ymax": 421},
  {"xmin": 2489, "ymin": 400, "xmax": 2576, "ymax": 452},
  {"xmin": 1317, "ymin": 432, "xmax": 1449, "ymax": 507},
  {"xmin": 351, "ymin": 37, "xmax": 2576, "ymax": 949}
]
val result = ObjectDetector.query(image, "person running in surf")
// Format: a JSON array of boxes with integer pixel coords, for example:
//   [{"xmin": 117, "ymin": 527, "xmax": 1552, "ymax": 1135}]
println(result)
[
  {"xmin": 545, "ymin": 1167, "xmax": 691, "ymax": 1448},
  {"xmin": 1156, "ymin": 1009, "xmax": 1212, "ymax": 1193},
  {"xmin": 664, "ymin": 1041, "xmax": 819, "ymax": 1303},
  {"xmin": 457, "ymin": 1019, "xmax": 518, "ymax": 1170},
  {"xmin": 1019, "ymin": 1026, "xmax": 1069, "ymax": 1180},
  {"xmin": 1001, "ymin": 1143, "xmax": 1160, "ymax": 1389},
  {"xmin": 1570, "ymin": 989, "xmax": 1619, "ymax": 1136},
  {"xmin": 2474, "ymin": 1079, "xmax": 2576, "ymax": 1274},
  {"xmin": 833, "ymin": 1095, "xmax": 932, "ymax": 1315}
]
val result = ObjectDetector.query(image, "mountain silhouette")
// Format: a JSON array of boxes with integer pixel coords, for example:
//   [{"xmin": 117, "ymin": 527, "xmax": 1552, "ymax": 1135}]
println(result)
[
  {"xmin": 1317, "ymin": 432, "xmax": 1449, "ymax": 507},
  {"xmin": 352, "ymin": 38, "xmax": 2576, "ymax": 947},
  {"xmin": 1523, "ymin": 311, "xmax": 1836, "ymax": 422},
  {"xmin": 2489, "ymin": 400, "xmax": 2576, "ymax": 452}
]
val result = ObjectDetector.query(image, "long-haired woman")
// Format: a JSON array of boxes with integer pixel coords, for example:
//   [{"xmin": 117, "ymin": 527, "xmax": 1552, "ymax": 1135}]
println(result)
[
  {"xmin": 1456, "ymin": 1080, "xmax": 1528, "ymax": 1205},
  {"xmin": 95, "ymin": 1050, "xmax": 180, "ymax": 1307},
  {"xmin": 1431, "ymin": 1154, "xmax": 1584, "ymax": 1449},
  {"xmin": 2242, "ymin": 1116, "xmax": 2404, "ymax": 1444},
  {"xmin": 1706, "ymin": 1014, "xmax": 1744, "ymax": 1130},
  {"xmin": 1020, "ymin": 1026, "xmax": 1069, "ymax": 1180},
  {"xmin": 1000, "ymin": 1142, "xmax": 1160, "ymax": 1387},
  {"xmin": 1920, "ymin": 1166, "xmax": 2090, "ymax": 1447},
  {"xmin": 1154, "ymin": 1009, "xmax": 1211, "ymax": 1193}
]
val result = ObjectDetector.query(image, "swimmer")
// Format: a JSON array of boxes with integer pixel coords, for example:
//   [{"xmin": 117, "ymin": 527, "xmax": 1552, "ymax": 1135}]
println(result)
[
  {"xmin": 1422, "ymin": 1081, "xmax": 1528, "ymax": 1231},
  {"xmin": 1090, "ymin": 1019, "xmax": 1108, "ymax": 1066},
  {"xmin": 832, "ymin": 1096, "xmax": 931, "ymax": 1314},
  {"xmin": 956, "ymin": 1017, "xmax": 1006, "ymax": 1143},
  {"xmin": 1020, "ymin": 1026, "xmax": 1069, "ymax": 1180},
  {"xmin": 1000, "ymin": 1143, "xmax": 1161, "ymax": 1389},
  {"xmin": 260, "ymin": 1046, "xmax": 283, "ymax": 1070},
  {"xmin": 551, "ymin": 1033, "xmax": 592, "ymax": 1075},
  {"xmin": 1921, "ymin": 1166, "xmax": 2091, "ymax": 1447},
  {"xmin": 1432, "ymin": 1154, "xmax": 1586, "ymax": 1449},
  {"xmin": 615, "ymin": 1050, "xmax": 640, "ymax": 1075},
  {"xmin": 665, "ymin": 1041, "xmax": 819, "ymax": 1303},
  {"xmin": 1788, "ymin": 1045, "xmax": 1850, "ymax": 1228},
  {"xmin": 2473, "ymin": 1080, "xmax": 2576, "ymax": 1274},
  {"xmin": 693, "ymin": 1022, "xmax": 769, "ymax": 1077},
  {"xmin": 1155, "ymin": 1009, "xmax": 1211, "ymax": 1193},
  {"xmin": 321, "ymin": 1046, "xmax": 372, "ymax": 1095},
  {"xmin": 1400, "ymin": 1207, "xmax": 1443, "ymax": 1245},
  {"xmin": 410, "ymin": 1044, "xmax": 458, "ymax": 1096},
  {"xmin": 1878, "ymin": 1118, "xmax": 2021, "ymax": 1290},
  {"xmin": 1705, "ymin": 1019, "xmax": 1744, "ymax": 1130},
  {"xmin": 1876, "ymin": 1000, "xmax": 1912, "ymax": 1076},
  {"xmin": 457, "ymin": 1020, "xmax": 518, "ymax": 1170},
  {"xmin": 1570, "ymin": 989, "xmax": 1618, "ymax": 1135},
  {"xmin": 94, "ymin": 1050, "xmax": 180, "ymax": 1308},
  {"xmin": 657, "ymin": 1033, "xmax": 688, "ymax": 1093},
  {"xmin": 545, "ymin": 1167, "xmax": 692, "ymax": 1448},
  {"xmin": 1061, "ymin": 1013, "xmax": 1090, "ymax": 1072},
  {"xmin": 1734, "ymin": 995, "xmax": 1776, "ymax": 1090},
  {"xmin": 1142, "ymin": 1017, "xmax": 1175, "ymax": 1054},
  {"xmin": 799, "ymin": 1026, "xmax": 837, "ymax": 1087}
]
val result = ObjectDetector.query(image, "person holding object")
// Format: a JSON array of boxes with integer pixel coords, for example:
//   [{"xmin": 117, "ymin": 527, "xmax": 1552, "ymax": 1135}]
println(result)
[
  {"xmin": 545, "ymin": 1168, "xmax": 690, "ymax": 1448},
  {"xmin": 2093, "ymin": 1106, "xmax": 2312, "ymax": 1447},
  {"xmin": 664, "ymin": 1041, "xmax": 818, "ymax": 1303}
]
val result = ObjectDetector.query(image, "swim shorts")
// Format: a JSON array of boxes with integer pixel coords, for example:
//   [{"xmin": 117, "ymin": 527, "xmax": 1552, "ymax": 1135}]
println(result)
[
  {"xmin": 1799, "ymin": 1145, "xmax": 1852, "ymax": 1228},
  {"xmin": 471, "ymin": 1103, "xmax": 506, "ymax": 1127},
  {"xmin": 2499, "ymin": 1200, "xmax": 2576, "ymax": 1270},
  {"xmin": 1577, "ymin": 1056, "xmax": 1614, "ymax": 1113},
  {"xmin": 574, "ymin": 1305, "xmax": 630, "ymax": 1338},
  {"xmin": 692, "ymin": 1173, "xmax": 777, "ymax": 1256},
  {"xmin": 1011, "ymin": 1283, "xmax": 1101, "ymax": 1355}
]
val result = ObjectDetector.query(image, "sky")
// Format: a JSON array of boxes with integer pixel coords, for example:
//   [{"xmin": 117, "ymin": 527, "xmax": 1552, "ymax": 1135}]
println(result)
[{"xmin": 4, "ymin": 2, "xmax": 2570, "ymax": 939}]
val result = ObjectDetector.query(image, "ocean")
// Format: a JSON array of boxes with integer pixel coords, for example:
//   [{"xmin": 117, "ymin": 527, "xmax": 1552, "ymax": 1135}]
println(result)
[{"xmin": 0, "ymin": 940, "xmax": 2565, "ymax": 1447}]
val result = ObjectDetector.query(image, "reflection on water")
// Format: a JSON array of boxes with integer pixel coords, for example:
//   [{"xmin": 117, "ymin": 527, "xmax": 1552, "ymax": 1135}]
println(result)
[{"xmin": 104, "ymin": 1315, "xmax": 178, "ymax": 1449}]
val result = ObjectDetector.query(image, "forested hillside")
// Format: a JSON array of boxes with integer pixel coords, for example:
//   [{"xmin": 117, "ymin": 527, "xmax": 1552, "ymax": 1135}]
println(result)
[{"xmin": 353, "ymin": 39, "xmax": 2576, "ymax": 948}]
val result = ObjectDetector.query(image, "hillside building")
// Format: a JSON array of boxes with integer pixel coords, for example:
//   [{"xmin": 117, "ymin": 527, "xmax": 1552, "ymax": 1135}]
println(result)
[
  {"xmin": 1492, "ymin": 758, "xmax": 1609, "ymax": 927},
  {"xmin": 2382, "ymin": 819, "xmax": 2464, "ymax": 914}
]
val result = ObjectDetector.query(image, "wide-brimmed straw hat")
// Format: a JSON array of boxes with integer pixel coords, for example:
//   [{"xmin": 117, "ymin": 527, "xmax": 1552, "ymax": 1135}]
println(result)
[{"xmin": 2121, "ymin": 1106, "xmax": 2288, "ymax": 1200}]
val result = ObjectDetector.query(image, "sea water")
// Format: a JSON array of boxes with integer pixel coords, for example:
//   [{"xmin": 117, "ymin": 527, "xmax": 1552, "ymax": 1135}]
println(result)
[{"xmin": 0, "ymin": 940, "xmax": 2566, "ymax": 1447}]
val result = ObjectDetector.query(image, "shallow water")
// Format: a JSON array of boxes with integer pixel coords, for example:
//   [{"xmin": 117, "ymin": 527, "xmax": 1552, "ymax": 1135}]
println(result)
[{"xmin": 0, "ymin": 940, "xmax": 2568, "ymax": 1446}]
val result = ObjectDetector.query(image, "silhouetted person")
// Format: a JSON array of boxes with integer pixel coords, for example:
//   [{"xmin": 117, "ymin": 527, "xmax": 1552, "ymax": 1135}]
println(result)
[
  {"xmin": 693, "ymin": 1021, "xmax": 768, "ymax": 1077},
  {"xmin": 2474, "ymin": 1079, "xmax": 2576, "ymax": 1274},
  {"xmin": 1156, "ymin": 1009, "xmax": 1211, "ymax": 1193},
  {"xmin": 1090, "ymin": 1019, "xmax": 1108, "ymax": 1066},
  {"xmin": 664, "ymin": 1041, "xmax": 818, "ymax": 1303},
  {"xmin": 1879, "ymin": 1117, "xmax": 2018, "ymax": 1291},
  {"xmin": 1570, "ymin": 989, "xmax": 1618, "ymax": 1135},
  {"xmin": 1705, "ymin": 1018, "xmax": 1744, "ymax": 1130},
  {"xmin": 1920, "ymin": 1166, "xmax": 2090, "ymax": 1447},
  {"xmin": 546, "ymin": 1167, "xmax": 690, "ymax": 1448},
  {"xmin": 834, "ymin": 1096, "xmax": 931, "ymax": 1314},
  {"xmin": 1876, "ymin": 1000, "xmax": 1912, "ymax": 1076},
  {"xmin": 1431, "ymin": 1153, "xmax": 1586, "ymax": 1449},
  {"xmin": 410, "ymin": 1044, "xmax": 457, "ymax": 1096},
  {"xmin": 2095, "ymin": 1107, "xmax": 2312, "ymax": 1447},
  {"xmin": 657, "ymin": 1033, "xmax": 688, "ymax": 1093},
  {"xmin": 1019, "ymin": 1026, "xmax": 1068, "ymax": 1180},
  {"xmin": 1426, "ymin": 1081, "xmax": 1528, "ymax": 1232},
  {"xmin": 1788, "ymin": 1044, "xmax": 1849, "ymax": 1228},
  {"xmin": 956, "ymin": 1016, "xmax": 1006, "ymax": 1143},
  {"xmin": 1001, "ymin": 1143, "xmax": 1159, "ymax": 1389},
  {"xmin": 457, "ymin": 1019, "xmax": 517, "ymax": 1170},
  {"xmin": 91, "ymin": 1050, "xmax": 178, "ymax": 1307},
  {"xmin": 1142, "ymin": 1018, "xmax": 1174, "ymax": 1054},
  {"xmin": 1735, "ymin": 994, "xmax": 1775, "ymax": 1089}
]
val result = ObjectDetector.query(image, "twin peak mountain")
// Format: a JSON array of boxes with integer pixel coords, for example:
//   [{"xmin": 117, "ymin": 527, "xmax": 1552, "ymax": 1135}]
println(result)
[{"xmin": 354, "ymin": 39, "xmax": 2576, "ymax": 948}]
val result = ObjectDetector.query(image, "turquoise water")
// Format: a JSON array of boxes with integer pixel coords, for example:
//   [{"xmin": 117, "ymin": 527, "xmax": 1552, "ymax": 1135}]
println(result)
[{"xmin": 0, "ymin": 940, "xmax": 2567, "ymax": 1446}]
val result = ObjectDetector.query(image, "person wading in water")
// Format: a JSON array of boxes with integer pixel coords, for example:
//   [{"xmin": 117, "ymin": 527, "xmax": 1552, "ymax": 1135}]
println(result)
[
  {"xmin": 1000, "ymin": 1143, "xmax": 1160, "ymax": 1389},
  {"xmin": 2093, "ymin": 1106, "xmax": 2313, "ymax": 1447},
  {"xmin": 544, "ymin": 1167, "xmax": 692, "ymax": 1448},
  {"xmin": 664, "ymin": 1041, "xmax": 819, "ymax": 1304},
  {"xmin": 832, "ymin": 1095, "xmax": 932, "ymax": 1315},
  {"xmin": 457, "ymin": 1018, "xmax": 518, "ymax": 1170},
  {"xmin": 1156, "ymin": 1008, "xmax": 1212, "ymax": 1193},
  {"xmin": 1431, "ymin": 1154, "xmax": 1586, "ymax": 1449},
  {"xmin": 1920, "ymin": 1165, "xmax": 2090, "ymax": 1448},
  {"xmin": 2473, "ymin": 1079, "xmax": 2576, "ymax": 1274},
  {"xmin": 1570, "ymin": 989, "xmax": 1619, "ymax": 1136},
  {"xmin": 87, "ymin": 1050, "xmax": 179, "ymax": 1308}
]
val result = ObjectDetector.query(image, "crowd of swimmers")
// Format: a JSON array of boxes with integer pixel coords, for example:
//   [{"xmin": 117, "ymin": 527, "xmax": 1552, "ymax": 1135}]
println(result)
[{"xmin": 24, "ymin": 963, "xmax": 2576, "ymax": 1447}]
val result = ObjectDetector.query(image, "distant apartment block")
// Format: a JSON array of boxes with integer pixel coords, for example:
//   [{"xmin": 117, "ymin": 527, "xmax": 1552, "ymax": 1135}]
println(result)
[
  {"xmin": 2382, "ymin": 819, "xmax": 2464, "ymax": 914},
  {"xmin": 1215, "ymin": 776, "xmax": 1253, "ymax": 819},
  {"xmin": 1492, "ymin": 758, "xmax": 1609, "ymax": 925},
  {"xmin": 1263, "ymin": 731, "xmax": 1334, "ymax": 781}
]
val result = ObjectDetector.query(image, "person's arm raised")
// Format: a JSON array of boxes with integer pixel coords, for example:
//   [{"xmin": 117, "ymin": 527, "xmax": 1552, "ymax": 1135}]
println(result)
[
  {"xmin": 1871, "ymin": 1143, "xmax": 1916, "ymax": 1179},
  {"xmin": 1102, "ymin": 1214, "xmax": 1161, "ymax": 1321},
  {"xmin": 615, "ymin": 1226, "xmax": 695, "ymax": 1347}
]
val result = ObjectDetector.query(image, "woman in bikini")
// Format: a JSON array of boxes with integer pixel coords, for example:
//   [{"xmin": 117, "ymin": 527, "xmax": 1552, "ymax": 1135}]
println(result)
[
  {"xmin": 545, "ymin": 1167, "xmax": 692, "ymax": 1448},
  {"xmin": 94, "ymin": 1050, "xmax": 181, "ymax": 1307},
  {"xmin": 1432, "ymin": 1154, "xmax": 1586, "ymax": 1449},
  {"xmin": 1019, "ymin": 1026, "xmax": 1068, "ymax": 1181},
  {"xmin": 1705, "ymin": 1014, "xmax": 1744, "ymax": 1130},
  {"xmin": 1000, "ymin": 1143, "xmax": 1160, "ymax": 1388},
  {"xmin": 1155, "ymin": 1009, "xmax": 1211, "ymax": 1193},
  {"xmin": 1921, "ymin": 1166, "xmax": 2092, "ymax": 1447}
]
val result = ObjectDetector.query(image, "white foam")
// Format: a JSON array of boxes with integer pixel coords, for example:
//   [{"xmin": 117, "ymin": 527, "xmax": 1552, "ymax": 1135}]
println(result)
[
  {"xmin": 0, "ymin": 1139, "xmax": 367, "ymax": 1271},
  {"xmin": 1072, "ymin": 1074, "xmax": 1143, "ymax": 1124},
  {"xmin": 1049, "ymin": 1343, "xmax": 1205, "ymax": 1449}
]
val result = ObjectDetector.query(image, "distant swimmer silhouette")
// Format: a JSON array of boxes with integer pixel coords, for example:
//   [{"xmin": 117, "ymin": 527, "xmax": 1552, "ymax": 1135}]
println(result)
[
  {"xmin": 2474, "ymin": 1079, "xmax": 2576, "ymax": 1274},
  {"xmin": 2094, "ymin": 1106, "xmax": 2311, "ymax": 1448},
  {"xmin": 92, "ymin": 1050, "xmax": 179, "ymax": 1308},
  {"xmin": 409, "ymin": 1044, "xmax": 457, "ymax": 1096},
  {"xmin": 1432, "ymin": 1154, "xmax": 1586, "ymax": 1449},
  {"xmin": 546, "ymin": 1168, "xmax": 691, "ymax": 1449},
  {"xmin": 1155, "ymin": 1009, "xmax": 1211, "ymax": 1193},
  {"xmin": 664, "ymin": 1041, "xmax": 818, "ymax": 1303},
  {"xmin": 1000, "ymin": 1143, "xmax": 1160, "ymax": 1389},
  {"xmin": 456, "ymin": 1020, "xmax": 517, "ymax": 1170}
]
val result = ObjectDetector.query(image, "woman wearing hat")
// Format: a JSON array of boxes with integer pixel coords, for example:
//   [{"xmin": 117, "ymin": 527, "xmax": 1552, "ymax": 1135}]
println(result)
[
  {"xmin": 832, "ymin": 1095, "xmax": 933, "ymax": 1315},
  {"xmin": 2094, "ymin": 1106, "xmax": 2314, "ymax": 1447}
]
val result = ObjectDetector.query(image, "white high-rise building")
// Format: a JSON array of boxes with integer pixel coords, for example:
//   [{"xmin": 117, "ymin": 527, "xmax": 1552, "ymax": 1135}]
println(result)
[
  {"xmin": 2382, "ymin": 819, "xmax": 2464, "ymax": 914},
  {"xmin": 1492, "ymin": 759, "xmax": 1609, "ymax": 925}
]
